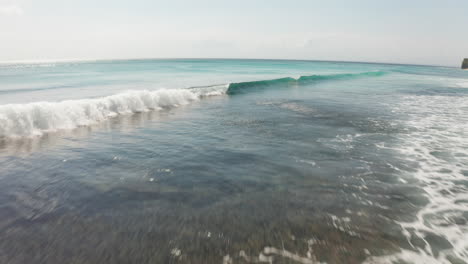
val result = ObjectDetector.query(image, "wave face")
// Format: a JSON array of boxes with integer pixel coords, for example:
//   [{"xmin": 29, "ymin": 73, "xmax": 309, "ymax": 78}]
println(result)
[
  {"xmin": 227, "ymin": 77, "xmax": 297, "ymax": 95},
  {"xmin": 226, "ymin": 71, "xmax": 386, "ymax": 95},
  {"xmin": 0, "ymin": 72, "xmax": 385, "ymax": 138},
  {"xmin": 0, "ymin": 86, "xmax": 228, "ymax": 138}
]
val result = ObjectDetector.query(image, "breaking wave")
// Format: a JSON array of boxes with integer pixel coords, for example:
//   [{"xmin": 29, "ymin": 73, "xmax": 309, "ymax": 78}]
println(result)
[
  {"xmin": 0, "ymin": 71, "xmax": 386, "ymax": 138},
  {"xmin": 0, "ymin": 86, "xmax": 228, "ymax": 138}
]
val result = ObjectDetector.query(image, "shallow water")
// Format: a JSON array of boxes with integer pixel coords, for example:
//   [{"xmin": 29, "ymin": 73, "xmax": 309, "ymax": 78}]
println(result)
[{"xmin": 0, "ymin": 59, "xmax": 467, "ymax": 264}]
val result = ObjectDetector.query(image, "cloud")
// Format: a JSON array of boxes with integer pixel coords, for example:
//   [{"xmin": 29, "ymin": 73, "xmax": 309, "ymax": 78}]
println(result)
[{"xmin": 0, "ymin": 5, "xmax": 23, "ymax": 16}]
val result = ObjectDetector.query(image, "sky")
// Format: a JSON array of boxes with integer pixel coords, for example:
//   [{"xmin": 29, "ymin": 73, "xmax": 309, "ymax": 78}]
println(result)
[{"xmin": 0, "ymin": 0, "xmax": 467, "ymax": 66}]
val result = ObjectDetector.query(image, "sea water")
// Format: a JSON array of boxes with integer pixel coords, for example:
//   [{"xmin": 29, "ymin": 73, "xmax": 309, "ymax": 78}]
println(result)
[{"xmin": 0, "ymin": 59, "xmax": 467, "ymax": 264}]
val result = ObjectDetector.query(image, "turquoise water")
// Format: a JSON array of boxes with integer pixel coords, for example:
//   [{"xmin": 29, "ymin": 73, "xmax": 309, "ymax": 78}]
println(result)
[{"xmin": 0, "ymin": 59, "xmax": 467, "ymax": 264}]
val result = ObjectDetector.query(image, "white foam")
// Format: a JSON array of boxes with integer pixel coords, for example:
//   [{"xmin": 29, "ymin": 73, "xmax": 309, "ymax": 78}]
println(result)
[
  {"xmin": 239, "ymin": 247, "xmax": 324, "ymax": 264},
  {"xmin": 0, "ymin": 86, "xmax": 228, "ymax": 138},
  {"xmin": 370, "ymin": 94, "xmax": 468, "ymax": 263},
  {"xmin": 455, "ymin": 81, "xmax": 468, "ymax": 88}
]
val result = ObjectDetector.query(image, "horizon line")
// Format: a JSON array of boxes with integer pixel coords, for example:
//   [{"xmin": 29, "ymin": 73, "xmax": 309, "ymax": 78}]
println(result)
[{"xmin": 0, "ymin": 57, "xmax": 458, "ymax": 68}]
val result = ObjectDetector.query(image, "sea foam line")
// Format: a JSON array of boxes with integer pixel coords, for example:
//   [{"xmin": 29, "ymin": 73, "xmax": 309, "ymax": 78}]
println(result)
[{"xmin": 367, "ymin": 94, "xmax": 468, "ymax": 264}]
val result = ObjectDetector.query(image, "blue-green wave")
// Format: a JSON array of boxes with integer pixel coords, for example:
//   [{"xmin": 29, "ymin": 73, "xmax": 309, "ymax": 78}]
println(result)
[{"xmin": 227, "ymin": 71, "xmax": 387, "ymax": 95}]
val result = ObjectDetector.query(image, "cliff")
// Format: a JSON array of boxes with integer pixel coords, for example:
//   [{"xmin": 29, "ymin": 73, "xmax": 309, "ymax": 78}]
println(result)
[{"xmin": 463, "ymin": 58, "xmax": 468, "ymax": 69}]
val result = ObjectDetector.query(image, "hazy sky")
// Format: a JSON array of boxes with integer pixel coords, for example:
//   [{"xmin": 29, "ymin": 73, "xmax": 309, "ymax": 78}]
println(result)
[{"xmin": 1, "ymin": 0, "xmax": 467, "ymax": 66}]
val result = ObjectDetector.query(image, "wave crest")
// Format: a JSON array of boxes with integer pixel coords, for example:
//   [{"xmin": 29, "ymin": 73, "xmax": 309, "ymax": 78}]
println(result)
[
  {"xmin": 0, "ymin": 71, "xmax": 385, "ymax": 138},
  {"xmin": 0, "ymin": 87, "xmax": 227, "ymax": 138},
  {"xmin": 227, "ymin": 71, "xmax": 386, "ymax": 94}
]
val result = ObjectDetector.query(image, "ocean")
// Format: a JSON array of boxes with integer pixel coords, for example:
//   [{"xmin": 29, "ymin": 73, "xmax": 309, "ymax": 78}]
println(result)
[{"xmin": 0, "ymin": 59, "xmax": 467, "ymax": 264}]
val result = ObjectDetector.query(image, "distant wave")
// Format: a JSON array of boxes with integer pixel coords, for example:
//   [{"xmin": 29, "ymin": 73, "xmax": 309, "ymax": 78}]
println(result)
[
  {"xmin": 227, "ymin": 71, "xmax": 386, "ymax": 94},
  {"xmin": 0, "ymin": 71, "xmax": 386, "ymax": 138}
]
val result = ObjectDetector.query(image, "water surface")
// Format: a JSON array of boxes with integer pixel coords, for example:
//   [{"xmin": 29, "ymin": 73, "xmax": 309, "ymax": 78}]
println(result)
[{"xmin": 0, "ymin": 59, "xmax": 467, "ymax": 264}]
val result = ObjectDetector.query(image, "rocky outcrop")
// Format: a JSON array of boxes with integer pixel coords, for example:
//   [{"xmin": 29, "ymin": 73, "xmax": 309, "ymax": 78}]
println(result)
[{"xmin": 462, "ymin": 58, "xmax": 468, "ymax": 69}]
